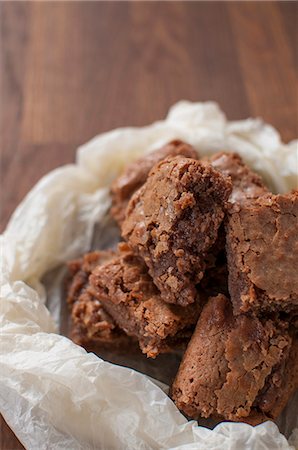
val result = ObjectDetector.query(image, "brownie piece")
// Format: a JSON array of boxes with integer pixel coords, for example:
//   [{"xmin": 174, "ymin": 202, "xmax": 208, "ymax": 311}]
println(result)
[
  {"xmin": 66, "ymin": 250, "xmax": 114, "ymax": 306},
  {"xmin": 226, "ymin": 191, "xmax": 298, "ymax": 315},
  {"xmin": 111, "ymin": 140, "xmax": 198, "ymax": 226},
  {"xmin": 199, "ymin": 152, "xmax": 269, "ymax": 298},
  {"xmin": 208, "ymin": 153, "xmax": 298, "ymax": 316},
  {"xmin": 67, "ymin": 251, "xmax": 132, "ymax": 349},
  {"xmin": 208, "ymin": 152, "xmax": 269, "ymax": 206},
  {"xmin": 254, "ymin": 331, "xmax": 298, "ymax": 419},
  {"xmin": 122, "ymin": 156, "xmax": 232, "ymax": 306},
  {"xmin": 89, "ymin": 243, "xmax": 202, "ymax": 358},
  {"xmin": 171, "ymin": 295, "xmax": 296, "ymax": 424},
  {"xmin": 70, "ymin": 292, "xmax": 133, "ymax": 349}
]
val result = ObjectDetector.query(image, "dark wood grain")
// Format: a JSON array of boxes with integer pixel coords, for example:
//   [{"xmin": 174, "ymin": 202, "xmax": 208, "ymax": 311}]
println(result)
[
  {"xmin": 0, "ymin": 416, "xmax": 25, "ymax": 450},
  {"xmin": 0, "ymin": 2, "xmax": 297, "ymax": 449}
]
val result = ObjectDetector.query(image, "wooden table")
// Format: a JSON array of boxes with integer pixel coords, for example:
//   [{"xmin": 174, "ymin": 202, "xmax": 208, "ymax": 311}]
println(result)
[{"xmin": 1, "ymin": 2, "xmax": 297, "ymax": 449}]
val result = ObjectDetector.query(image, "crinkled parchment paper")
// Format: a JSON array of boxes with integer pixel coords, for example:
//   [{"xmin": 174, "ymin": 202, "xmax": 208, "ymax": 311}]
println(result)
[{"xmin": 1, "ymin": 101, "xmax": 297, "ymax": 450}]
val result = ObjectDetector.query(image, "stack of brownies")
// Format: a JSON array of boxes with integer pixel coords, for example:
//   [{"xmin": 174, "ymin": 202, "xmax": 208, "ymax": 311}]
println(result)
[{"xmin": 66, "ymin": 140, "xmax": 298, "ymax": 425}]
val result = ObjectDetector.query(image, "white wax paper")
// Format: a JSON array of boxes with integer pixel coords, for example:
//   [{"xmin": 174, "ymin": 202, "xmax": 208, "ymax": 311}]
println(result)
[{"xmin": 1, "ymin": 101, "xmax": 297, "ymax": 450}]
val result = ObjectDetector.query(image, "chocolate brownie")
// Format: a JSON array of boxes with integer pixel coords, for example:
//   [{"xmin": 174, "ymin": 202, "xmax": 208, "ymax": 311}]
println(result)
[
  {"xmin": 111, "ymin": 140, "xmax": 198, "ymax": 226},
  {"xmin": 225, "ymin": 191, "xmax": 298, "ymax": 315},
  {"xmin": 171, "ymin": 295, "xmax": 296, "ymax": 423},
  {"xmin": 199, "ymin": 152, "xmax": 269, "ymax": 298},
  {"xmin": 70, "ymin": 292, "xmax": 133, "ymax": 349},
  {"xmin": 89, "ymin": 243, "xmax": 202, "ymax": 358},
  {"xmin": 254, "ymin": 331, "xmax": 298, "ymax": 420},
  {"xmin": 207, "ymin": 153, "xmax": 298, "ymax": 315},
  {"xmin": 122, "ymin": 156, "xmax": 232, "ymax": 306},
  {"xmin": 66, "ymin": 250, "xmax": 114, "ymax": 306},
  {"xmin": 67, "ymin": 251, "xmax": 132, "ymax": 348},
  {"xmin": 208, "ymin": 152, "xmax": 269, "ymax": 206}
]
